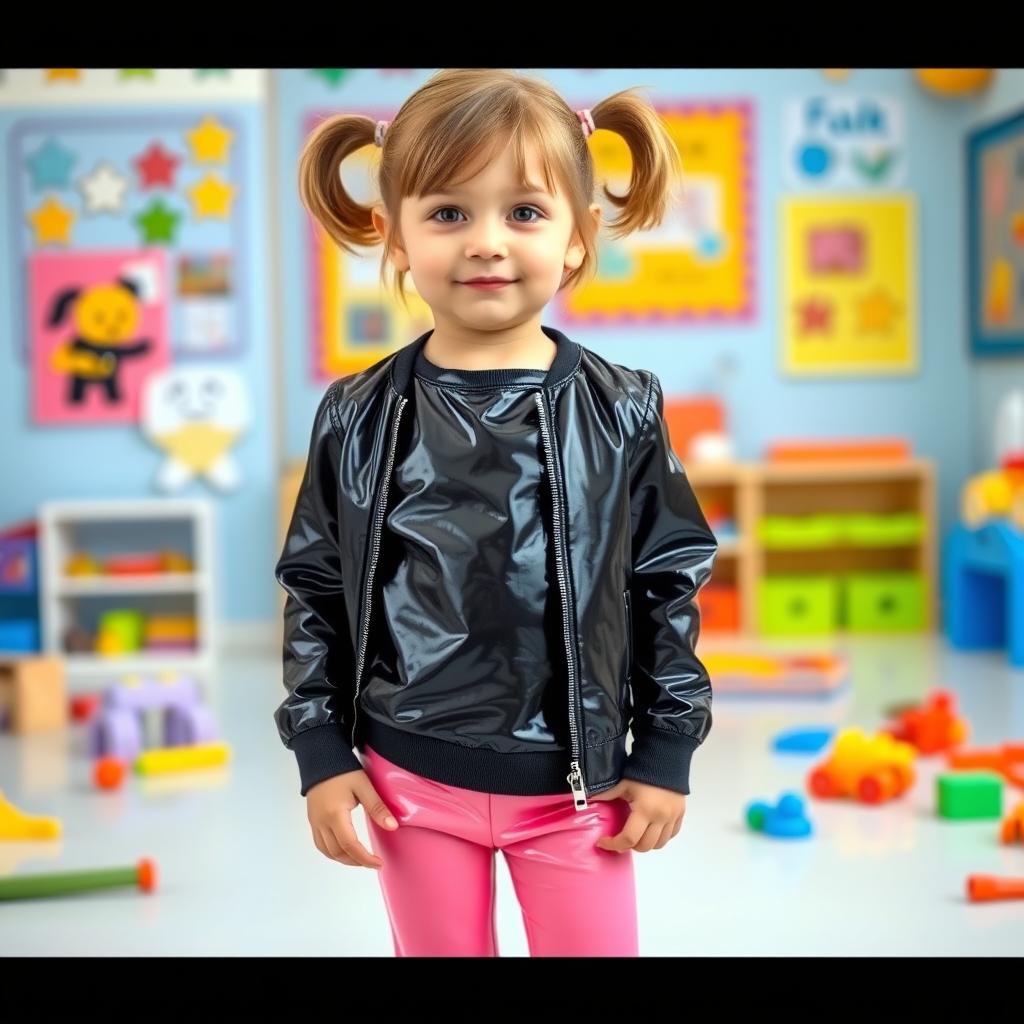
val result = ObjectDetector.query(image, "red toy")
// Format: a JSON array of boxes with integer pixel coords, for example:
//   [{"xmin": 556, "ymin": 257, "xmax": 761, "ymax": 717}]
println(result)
[
  {"xmin": 70, "ymin": 693, "xmax": 101, "ymax": 722},
  {"xmin": 1001, "ymin": 801, "xmax": 1024, "ymax": 845},
  {"xmin": 94, "ymin": 756, "xmax": 127, "ymax": 790},
  {"xmin": 967, "ymin": 875, "xmax": 1024, "ymax": 902},
  {"xmin": 947, "ymin": 742, "xmax": 1024, "ymax": 789},
  {"xmin": 881, "ymin": 689, "xmax": 969, "ymax": 755}
]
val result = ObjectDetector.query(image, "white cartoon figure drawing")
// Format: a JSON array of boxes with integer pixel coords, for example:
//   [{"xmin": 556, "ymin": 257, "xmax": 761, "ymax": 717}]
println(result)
[{"xmin": 141, "ymin": 367, "xmax": 250, "ymax": 493}]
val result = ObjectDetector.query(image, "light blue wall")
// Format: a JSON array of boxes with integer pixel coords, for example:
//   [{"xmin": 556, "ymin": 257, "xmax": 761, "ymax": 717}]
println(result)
[
  {"xmin": 0, "ymin": 101, "xmax": 277, "ymax": 623},
  {"xmin": 2, "ymin": 70, "xmax": 1019, "ymax": 625}
]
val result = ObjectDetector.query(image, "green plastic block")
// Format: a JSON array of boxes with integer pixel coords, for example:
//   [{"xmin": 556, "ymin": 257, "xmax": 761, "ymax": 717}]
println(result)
[{"xmin": 936, "ymin": 771, "xmax": 1003, "ymax": 819}]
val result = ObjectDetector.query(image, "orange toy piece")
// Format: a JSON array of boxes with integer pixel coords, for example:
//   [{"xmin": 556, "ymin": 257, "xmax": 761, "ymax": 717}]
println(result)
[
  {"xmin": 881, "ymin": 689, "xmax": 969, "ymax": 754},
  {"xmin": 947, "ymin": 742, "xmax": 1024, "ymax": 789},
  {"xmin": 94, "ymin": 756, "xmax": 127, "ymax": 790},
  {"xmin": 1001, "ymin": 801, "xmax": 1024, "ymax": 845},
  {"xmin": 808, "ymin": 727, "xmax": 916, "ymax": 804},
  {"xmin": 967, "ymin": 875, "xmax": 1024, "ymax": 902}
]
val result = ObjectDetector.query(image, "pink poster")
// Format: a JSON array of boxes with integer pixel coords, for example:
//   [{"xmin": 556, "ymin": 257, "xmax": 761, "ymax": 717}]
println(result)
[{"xmin": 30, "ymin": 249, "xmax": 171, "ymax": 424}]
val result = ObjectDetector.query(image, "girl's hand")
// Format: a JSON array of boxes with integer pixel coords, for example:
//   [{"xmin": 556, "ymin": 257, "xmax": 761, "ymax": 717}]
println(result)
[
  {"xmin": 306, "ymin": 769, "xmax": 401, "ymax": 869},
  {"xmin": 590, "ymin": 779, "xmax": 686, "ymax": 853}
]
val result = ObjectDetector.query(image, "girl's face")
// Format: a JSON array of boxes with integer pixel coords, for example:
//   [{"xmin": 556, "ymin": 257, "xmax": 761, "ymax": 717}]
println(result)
[{"xmin": 374, "ymin": 141, "xmax": 600, "ymax": 336}]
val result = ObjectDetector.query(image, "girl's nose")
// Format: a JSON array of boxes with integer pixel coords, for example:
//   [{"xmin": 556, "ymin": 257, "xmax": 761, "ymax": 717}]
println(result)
[{"xmin": 465, "ymin": 223, "xmax": 508, "ymax": 259}]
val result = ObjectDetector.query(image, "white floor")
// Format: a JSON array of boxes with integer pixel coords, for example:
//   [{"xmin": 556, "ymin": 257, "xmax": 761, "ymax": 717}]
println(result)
[{"xmin": 2, "ymin": 633, "xmax": 1023, "ymax": 956}]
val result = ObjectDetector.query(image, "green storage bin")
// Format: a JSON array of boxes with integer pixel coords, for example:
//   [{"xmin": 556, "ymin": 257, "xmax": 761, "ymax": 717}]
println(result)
[
  {"xmin": 845, "ymin": 572, "xmax": 925, "ymax": 631},
  {"xmin": 758, "ymin": 515, "xmax": 844, "ymax": 549},
  {"xmin": 843, "ymin": 512, "xmax": 924, "ymax": 546},
  {"xmin": 758, "ymin": 575, "xmax": 839, "ymax": 635}
]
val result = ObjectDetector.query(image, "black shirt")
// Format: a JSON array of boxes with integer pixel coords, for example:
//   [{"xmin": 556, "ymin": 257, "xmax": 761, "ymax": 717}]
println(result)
[{"xmin": 354, "ymin": 346, "xmax": 574, "ymax": 795}]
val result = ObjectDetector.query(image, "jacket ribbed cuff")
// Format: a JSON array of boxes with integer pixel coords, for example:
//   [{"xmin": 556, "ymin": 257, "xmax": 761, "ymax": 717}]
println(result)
[
  {"xmin": 289, "ymin": 724, "xmax": 364, "ymax": 797},
  {"xmin": 621, "ymin": 727, "xmax": 701, "ymax": 796}
]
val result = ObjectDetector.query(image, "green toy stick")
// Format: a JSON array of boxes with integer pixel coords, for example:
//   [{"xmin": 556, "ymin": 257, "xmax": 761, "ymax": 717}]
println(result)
[{"xmin": 0, "ymin": 857, "xmax": 156, "ymax": 900}]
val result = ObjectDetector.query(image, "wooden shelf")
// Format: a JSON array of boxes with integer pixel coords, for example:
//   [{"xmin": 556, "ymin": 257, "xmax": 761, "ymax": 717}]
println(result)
[{"xmin": 687, "ymin": 458, "xmax": 937, "ymax": 635}]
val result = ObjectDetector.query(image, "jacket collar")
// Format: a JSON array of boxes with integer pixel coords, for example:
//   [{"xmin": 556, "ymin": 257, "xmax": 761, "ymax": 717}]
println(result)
[{"xmin": 390, "ymin": 324, "xmax": 581, "ymax": 397}]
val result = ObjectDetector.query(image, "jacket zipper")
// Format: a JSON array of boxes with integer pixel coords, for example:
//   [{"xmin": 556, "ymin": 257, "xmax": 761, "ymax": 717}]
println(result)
[
  {"xmin": 350, "ymin": 394, "xmax": 409, "ymax": 749},
  {"xmin": 534, "ymin": 391, "xmax": 588, "ymax": 811}
]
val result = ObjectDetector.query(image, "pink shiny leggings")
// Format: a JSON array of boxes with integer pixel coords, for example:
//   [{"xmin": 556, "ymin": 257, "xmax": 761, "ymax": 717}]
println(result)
[{"xmin": 361, "ymin": 744, "xmax": 639, "ymax": 957}]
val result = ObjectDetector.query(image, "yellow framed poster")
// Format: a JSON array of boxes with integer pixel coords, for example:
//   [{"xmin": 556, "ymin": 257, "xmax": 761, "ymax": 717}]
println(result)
[
  {"xmin": 555, "ymin": 99, "xmax": 756, "ymax": 324},
  {"xmin": 782, "ymin": 194, "xmax": 917, "ymax": 375}
]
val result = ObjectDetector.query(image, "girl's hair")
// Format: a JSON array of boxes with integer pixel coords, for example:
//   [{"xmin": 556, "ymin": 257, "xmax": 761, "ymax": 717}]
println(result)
[{"xmin": 298, "ymin": 68, "xmax": 683, "ymax": 311}]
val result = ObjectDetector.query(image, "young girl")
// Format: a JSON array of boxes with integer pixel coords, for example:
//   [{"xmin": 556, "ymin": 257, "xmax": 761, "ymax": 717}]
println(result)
[{"xmin": 275, "ymin": 68, "xmax": 718, "ymax": 957}]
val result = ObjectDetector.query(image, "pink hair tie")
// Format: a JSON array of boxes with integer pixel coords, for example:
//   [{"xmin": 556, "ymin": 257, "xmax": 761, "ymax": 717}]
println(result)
[
  {"xmin": 576, "ymin": 108, "xmax": 596, "ymax": 138},
  {"xmin": 374, "ymin": 119, "xmax": 390, "ymax": 147}
]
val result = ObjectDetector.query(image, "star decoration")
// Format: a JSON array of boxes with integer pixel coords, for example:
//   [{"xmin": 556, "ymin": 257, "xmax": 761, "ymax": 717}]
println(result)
[
  {"xmin": 26, "ymin": 195, "xmax": 75, "ymax": 245},
  {"xmin": 186, "ymin": 116, "xmax": 233, "ymax": 163},
  {"xmin": 186, "ymin": 173, "xmax": 235, "ymax": 219},
  {"xmin": 78, "ymin": 160, "xmax": 129, "ymax": 214},
  {"xmin": 26, "ymin": 137, "xmax": 76, "ymax": 190},
  {"xmin": 45, "ymin": 69, "xmax": 82, "ymax": 82},
  {"xmin": 794, "ymin": 296, "xmax": 834, "ymax": 334},
  {"xmin": 855, "ymin": 286, "xmax": 901, "ymax": 333},
  {"xmin": 134, "ymin": 142, "xmax": 182, "ymax": 189},
  {"xmin": 135, "ymin": 197, "xmax": 182, "ymax": 244}
]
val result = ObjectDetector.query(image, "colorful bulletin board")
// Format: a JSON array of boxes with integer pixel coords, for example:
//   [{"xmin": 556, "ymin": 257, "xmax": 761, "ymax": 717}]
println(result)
[
  {"xmin": 968, "ymin": 106, "xmax": 1024, "ymax": 357},
  {"xmin": 554, "ymin": 100, "xmax": 756, "ymax": 325},
  {"xmin": 781, "ymin": 194, "xmax": 917, "ymax": 375},
  {"xmin": 8, "ymin": 112, "xmax": 250, "ymax": 423},
  {"xmin": 304, "ymin": 111, "xmax": 435, "ymax": 383}
]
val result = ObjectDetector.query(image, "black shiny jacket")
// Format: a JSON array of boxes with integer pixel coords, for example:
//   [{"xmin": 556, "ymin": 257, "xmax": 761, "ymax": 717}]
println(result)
[{"xmin": 274, "ymin": 325, "xmax": 718, "ymax": 809}]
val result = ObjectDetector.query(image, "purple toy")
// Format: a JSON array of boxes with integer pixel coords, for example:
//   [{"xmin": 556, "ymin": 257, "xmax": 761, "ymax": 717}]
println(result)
[{"xmin": 87, "ymin": 673, "xmax": 218, "ymax": 761}]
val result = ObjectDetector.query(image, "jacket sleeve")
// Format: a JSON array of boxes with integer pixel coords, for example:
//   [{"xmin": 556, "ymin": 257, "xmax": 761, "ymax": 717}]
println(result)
[
  {"xmin": 274, "ymin": 380, "xmax": 364, "ymax": 796},
  {"xmin": 621, "ymin": 370, "xmax": 718, "ymax": 796}
]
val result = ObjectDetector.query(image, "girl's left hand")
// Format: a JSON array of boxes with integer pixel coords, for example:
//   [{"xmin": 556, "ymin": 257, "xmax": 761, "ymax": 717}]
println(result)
[{"xmin": 590, "ymin": 779, "xmax": 686, "ymax": 853}]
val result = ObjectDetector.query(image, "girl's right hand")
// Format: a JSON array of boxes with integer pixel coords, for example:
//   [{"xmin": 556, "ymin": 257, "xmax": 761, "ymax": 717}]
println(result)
[{"xmin": 306, "ymin": 769, "xmax": 400, "ymax": 869}]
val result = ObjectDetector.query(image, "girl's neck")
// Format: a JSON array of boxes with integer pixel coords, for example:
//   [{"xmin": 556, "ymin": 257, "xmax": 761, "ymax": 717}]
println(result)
[{"xmin": 421, "ymin": 328, "xmax": 557, "ymax": 373}]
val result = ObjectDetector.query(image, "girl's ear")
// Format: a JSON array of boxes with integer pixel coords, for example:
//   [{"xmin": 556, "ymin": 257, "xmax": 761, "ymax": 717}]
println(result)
[
  {"xmin": 372, "ymin": 206, "xmax": 410, "ymax": 272},
  {"xmin": 564, "ymin": 203, "xmax": 602, "ymax": 272}
]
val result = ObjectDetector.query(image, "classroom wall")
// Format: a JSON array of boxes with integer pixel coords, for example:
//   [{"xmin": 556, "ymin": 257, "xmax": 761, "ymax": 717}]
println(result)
[{"xmin": 1, "ymin": 69, "xmax": 1018, "ymax": 628}]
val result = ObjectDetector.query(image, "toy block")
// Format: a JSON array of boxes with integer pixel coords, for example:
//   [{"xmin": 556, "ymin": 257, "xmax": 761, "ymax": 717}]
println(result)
[
  {"xmin": 0, "ymin": 656, "xmax": 67, "ymax": 734},
  {"xmin": 937, "ymin": 771, "xmax": 1003, "ymax": 819}
]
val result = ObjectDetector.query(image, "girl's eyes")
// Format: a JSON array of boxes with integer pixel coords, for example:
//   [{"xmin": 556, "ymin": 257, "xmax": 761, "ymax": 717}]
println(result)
[{"xmin": 429, "ymin": 205, "xmax": 543, "ymax": 224}]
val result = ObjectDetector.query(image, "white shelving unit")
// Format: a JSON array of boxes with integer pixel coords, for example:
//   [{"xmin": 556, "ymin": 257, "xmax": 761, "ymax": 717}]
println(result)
[{"xmin": 38, "ymin": 498, "xmax": 216, "ymax": 682}]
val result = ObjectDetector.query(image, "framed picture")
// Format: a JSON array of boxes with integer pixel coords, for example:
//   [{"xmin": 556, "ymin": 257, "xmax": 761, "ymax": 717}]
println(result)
[{"xmin": 967, "ymin": 106, "xmax": 1024, "ymax": 357}]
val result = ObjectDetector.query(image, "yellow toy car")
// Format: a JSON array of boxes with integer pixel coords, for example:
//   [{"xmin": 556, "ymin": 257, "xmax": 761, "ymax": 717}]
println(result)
[{"xmin": 807, "ymin": 727, "xmax": 916, "ymax": 804}]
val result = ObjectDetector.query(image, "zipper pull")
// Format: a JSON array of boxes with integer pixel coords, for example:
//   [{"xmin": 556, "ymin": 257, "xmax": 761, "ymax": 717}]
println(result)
[{"xmin": 567, "ymin": 761, "xmax": 588, "ymax": 810}]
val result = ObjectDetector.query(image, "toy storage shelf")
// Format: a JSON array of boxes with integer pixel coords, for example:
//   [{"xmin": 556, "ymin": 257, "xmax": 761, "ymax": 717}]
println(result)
[
  {"xmin": 38, "ymin": 498, "xmax": 216, "ymax": 681},
  {"xmin": 686, "ymin": 459, "xmax": 936, "ymax": 637}
]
